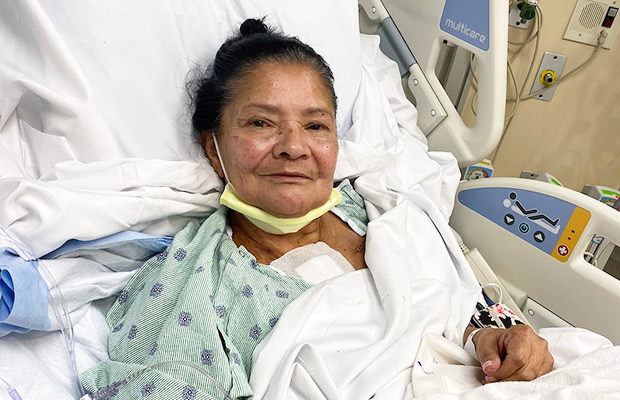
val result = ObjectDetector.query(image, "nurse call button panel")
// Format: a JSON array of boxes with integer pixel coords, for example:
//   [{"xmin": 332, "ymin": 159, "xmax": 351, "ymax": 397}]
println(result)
[{"xmin": 458, "ymin": 188, "xmax": 591, "ymax": 262}]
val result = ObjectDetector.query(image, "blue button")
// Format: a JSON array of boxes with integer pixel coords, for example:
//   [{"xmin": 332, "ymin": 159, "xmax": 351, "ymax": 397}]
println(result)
[{"xmin": 519, "ymin": 222, "xmax": 530, "ymax": 234}]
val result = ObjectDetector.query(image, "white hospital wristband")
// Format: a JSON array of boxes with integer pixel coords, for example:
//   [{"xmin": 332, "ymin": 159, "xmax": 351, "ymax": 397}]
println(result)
[{"xmin": 464, "ymin": 328, "xmax": 482, "ymax": 360}]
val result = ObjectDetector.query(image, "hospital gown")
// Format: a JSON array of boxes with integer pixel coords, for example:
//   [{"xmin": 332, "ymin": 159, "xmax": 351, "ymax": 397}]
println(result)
[{"xmin": 80, "ymin": 182, "xmax": 368, "ymax": 400}]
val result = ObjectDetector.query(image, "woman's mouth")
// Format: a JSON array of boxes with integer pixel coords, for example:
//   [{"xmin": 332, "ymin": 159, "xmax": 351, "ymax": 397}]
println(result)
[{"xmin": 265, "ymin": 172, "xmax": 311, "ymax": 180}]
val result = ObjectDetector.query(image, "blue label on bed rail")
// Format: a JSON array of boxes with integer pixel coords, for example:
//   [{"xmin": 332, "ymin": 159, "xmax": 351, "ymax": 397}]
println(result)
[
  {"xmin": 440, "ymin": 0, "xmax": 489, "ymax": 51},
  {"xmin": 457, "ymin": 187, "xmax": 591, "ymax": 261}
]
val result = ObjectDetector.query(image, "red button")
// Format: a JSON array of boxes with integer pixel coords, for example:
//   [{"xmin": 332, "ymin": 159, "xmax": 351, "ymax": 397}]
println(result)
[{"xmin": 557, "ymin": 245, "xmax": 569, "ymax": 257}]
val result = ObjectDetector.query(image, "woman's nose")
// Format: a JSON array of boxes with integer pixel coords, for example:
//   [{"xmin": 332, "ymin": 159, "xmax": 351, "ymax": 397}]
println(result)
[{"xmin": 273, "ymin": 123, "xmax": 309, "ymax": 159}]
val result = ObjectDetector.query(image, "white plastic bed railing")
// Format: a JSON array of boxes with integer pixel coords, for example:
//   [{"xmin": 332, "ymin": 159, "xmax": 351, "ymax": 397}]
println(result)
[
  {"xmin": 360, "ymin": 0, "xmax": 508, "ymax": 167},
  {"xmin": 451, "ymin": 178, "xmax": 620, "ymax": 344}
]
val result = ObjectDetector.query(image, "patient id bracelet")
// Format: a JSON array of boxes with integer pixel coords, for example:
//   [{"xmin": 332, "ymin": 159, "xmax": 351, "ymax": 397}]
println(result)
[{"xmin": 464, "ymin": 328, "xmax": 482, "ymax": 360}]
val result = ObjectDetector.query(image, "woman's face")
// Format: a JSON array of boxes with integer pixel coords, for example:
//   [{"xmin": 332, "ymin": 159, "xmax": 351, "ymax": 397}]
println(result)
[{"xmin": 204, "ymin": 62, "xmax": 338, "ymax": 218}]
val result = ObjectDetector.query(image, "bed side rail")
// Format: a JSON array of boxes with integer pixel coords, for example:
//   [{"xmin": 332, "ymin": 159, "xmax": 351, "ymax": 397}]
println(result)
[{"xmin": 359, "ymin": 0, "xmax": 508, "ymax": 167}]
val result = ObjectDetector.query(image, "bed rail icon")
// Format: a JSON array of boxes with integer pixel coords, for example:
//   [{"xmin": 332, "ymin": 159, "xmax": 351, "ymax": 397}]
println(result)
[{"xmin": 505, "ymin": 192, "xmax": 561, "ymax": 235}]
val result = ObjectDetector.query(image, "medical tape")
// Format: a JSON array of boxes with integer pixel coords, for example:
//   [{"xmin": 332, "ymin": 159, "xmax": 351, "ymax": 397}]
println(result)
[{"xmin": 464, "ymin": 328, "xmax": 482, "ymax": 360}]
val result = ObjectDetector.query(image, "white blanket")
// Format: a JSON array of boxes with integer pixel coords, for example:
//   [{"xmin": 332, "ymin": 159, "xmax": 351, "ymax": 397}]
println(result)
[
  {"xmin": 445, "ymin": 345, "xmax": 620, "ymax": 400},
  {"xmin": 250, "ymin": 263, "xmax": 618, "ymax": 399},
  {"xmin": 0, "ymin": 158, "xmax": 222, "ymax": 258}
]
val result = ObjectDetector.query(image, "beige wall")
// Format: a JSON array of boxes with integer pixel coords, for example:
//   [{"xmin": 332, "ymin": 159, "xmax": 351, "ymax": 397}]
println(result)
[{"xmin": 463, "ymin": 0, "xmax": 620, "ymax": 192}]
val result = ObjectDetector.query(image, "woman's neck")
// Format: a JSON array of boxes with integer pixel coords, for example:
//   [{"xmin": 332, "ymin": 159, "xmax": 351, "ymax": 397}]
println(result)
[{"xmin": 228, "ymin": 209, "xmax": 323, "ymax": 264}]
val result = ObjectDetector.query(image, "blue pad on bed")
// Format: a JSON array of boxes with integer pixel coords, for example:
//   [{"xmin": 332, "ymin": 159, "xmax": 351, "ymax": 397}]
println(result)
[
  {"xmin": 0, "ymin": 248, "xmax": 51, "ymax": 336},
  {"xmin": 0, "ymin": 231, "xmax": 172, "ymax": 337}
]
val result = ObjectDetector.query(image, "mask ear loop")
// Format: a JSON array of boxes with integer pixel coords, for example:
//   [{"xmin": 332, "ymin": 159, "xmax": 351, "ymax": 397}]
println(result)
[{"xmin": 211, "ymin": 132, "xmax": 231, "ymax": 185}]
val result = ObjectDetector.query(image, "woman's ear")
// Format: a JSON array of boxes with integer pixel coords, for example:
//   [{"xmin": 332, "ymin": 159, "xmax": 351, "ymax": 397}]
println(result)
[{"xmin": 202, "ymin": 131, "xmax": 225, "ymax": 180}]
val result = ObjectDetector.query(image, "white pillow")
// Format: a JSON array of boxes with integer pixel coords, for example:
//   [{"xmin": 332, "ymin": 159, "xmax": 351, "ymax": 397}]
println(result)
[{"xmin": 1, "ymin": 0, "xmax": 361, "ymax": 176}]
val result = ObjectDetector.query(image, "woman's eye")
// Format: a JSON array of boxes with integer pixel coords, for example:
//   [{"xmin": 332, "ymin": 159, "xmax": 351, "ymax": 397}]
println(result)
[
  {"xmin": 252, "ymin": 120, "xmax": 266, "ymax": 128},
  {"xmin": 308, "ymin": 123, "xmax": 324, "ymax": 131}
]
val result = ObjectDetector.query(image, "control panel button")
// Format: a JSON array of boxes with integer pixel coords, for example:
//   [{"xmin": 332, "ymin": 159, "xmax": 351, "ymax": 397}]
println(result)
[
  {"xmin": 603, "ymin": 7, "xmax": 618, "ymax": 28},
  {"xmin": 557, "ymin": 244, "xmax": 569, "ymax": 257},
  {"xmin": 519, "ymin": 222, "xmax": 530, "ymax": 234},
  {"xmin": 533, "ymin": 231, "xmax": 545, "ymax": 243},
  {"xmin": 504, "ymin": 214, "xmax": 515, "ymax": 225}
]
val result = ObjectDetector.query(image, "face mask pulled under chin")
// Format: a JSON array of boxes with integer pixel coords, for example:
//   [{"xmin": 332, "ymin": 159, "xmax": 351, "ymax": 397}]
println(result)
[{"xmin": 220, "ymin": 183, "xmax": 342, "ymax": 235}]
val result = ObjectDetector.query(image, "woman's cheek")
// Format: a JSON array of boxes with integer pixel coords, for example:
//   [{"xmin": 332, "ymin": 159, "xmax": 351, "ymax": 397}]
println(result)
[
  {"xmin": 319, "ymin": 142, "xmax": 339, "ymax": 176},
  {"xmin": 243, "ymin": 141, "xmax": 271, "ymax": 165},
  {"xmin": 229, "ymin": 137, "xmax": 269, "ymax": 168}
]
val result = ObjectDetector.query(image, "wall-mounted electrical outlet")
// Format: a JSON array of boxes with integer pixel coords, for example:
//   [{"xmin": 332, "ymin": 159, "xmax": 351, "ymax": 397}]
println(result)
[{"xmin": 530, "ymin": 52, "xmax": 567, "ymax": 102}]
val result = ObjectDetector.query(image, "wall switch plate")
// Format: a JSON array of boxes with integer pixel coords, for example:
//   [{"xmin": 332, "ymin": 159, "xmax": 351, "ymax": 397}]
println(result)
[
  {"xmin": 509, "ymin": 5, "xmax": 532, "ymax": 29},
  {"xmin": 530, "ymin": 52, "xmax": 567, "ymax": 102}
]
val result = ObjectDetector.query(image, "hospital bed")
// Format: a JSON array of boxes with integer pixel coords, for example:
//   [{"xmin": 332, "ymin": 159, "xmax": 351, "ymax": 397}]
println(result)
[
  {"xmin": 1, "ymin": 0, "xmax": 620, "ymax": 399},
  {"xmin": 359, "ymin": 0, "xmax": 620, "ymax": 344}
]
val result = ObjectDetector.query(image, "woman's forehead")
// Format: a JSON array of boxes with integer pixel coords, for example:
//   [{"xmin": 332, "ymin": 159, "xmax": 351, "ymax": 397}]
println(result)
[{"xmin": 229, "ymin": 62, "xmax": 336, "ymax": 114}]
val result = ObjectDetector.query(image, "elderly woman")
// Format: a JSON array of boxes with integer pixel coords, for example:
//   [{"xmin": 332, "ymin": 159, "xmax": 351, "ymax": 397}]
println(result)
[{"xmin": 80, "ymin": 19, "xmax": 552, "ymax": 399}]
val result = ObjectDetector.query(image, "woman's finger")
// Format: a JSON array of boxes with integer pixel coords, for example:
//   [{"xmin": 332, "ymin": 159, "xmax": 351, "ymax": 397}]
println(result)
[{"xmin": 475, "ymin": 328, "xmax": 505, "ymax": 378}]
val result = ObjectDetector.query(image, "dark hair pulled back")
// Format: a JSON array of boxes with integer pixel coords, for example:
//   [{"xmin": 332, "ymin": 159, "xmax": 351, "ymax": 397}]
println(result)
[{"xmin": 190, "ymin": 18, "xmax": 337, "ymax": 138}]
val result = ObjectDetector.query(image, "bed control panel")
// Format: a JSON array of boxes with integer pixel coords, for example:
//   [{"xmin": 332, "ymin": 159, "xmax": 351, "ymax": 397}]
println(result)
[{"xmin": 458, "ymin": 187, "xmax": 591, "ymax": 262}]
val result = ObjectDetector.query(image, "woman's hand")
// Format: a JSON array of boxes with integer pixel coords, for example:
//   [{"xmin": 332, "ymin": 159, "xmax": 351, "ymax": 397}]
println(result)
[{"xmin": 473, "ymin": 325, "xmax": 554, "ymax": 384}]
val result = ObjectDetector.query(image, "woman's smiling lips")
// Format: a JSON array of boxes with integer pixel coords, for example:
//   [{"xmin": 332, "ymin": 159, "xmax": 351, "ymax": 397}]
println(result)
[{"xmin": 263, "ymin": 171, "xmax": 311, "ymax": 181}]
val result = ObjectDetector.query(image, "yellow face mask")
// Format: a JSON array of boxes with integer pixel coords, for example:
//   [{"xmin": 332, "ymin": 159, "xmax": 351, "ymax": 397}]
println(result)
[
  {"xmin": 211, "ymin": 132, "xmax": 342, "ymax": 235},
  {"xmin": 220, "ymin": 184, "xmax": 342, "ymax": 235}
]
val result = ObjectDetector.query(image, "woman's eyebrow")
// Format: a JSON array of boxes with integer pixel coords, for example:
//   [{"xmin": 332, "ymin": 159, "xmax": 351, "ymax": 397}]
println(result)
[
  {"xmin": 239, "ymin": 104, "xmax": 280, "ymax": 114},
  {"xmin": 239, "ymin": 104, "xmax": 332, "ymax": 117}
]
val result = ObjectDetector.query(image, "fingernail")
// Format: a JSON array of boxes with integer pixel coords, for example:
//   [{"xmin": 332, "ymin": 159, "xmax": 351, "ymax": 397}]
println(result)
[
  {"xmin": 482, "ymin": 360, "xmax": 493, "ymax": 372},
  {"xmin": 485, "ymin": 376, "xmax": 498, "ymax": 383}
]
